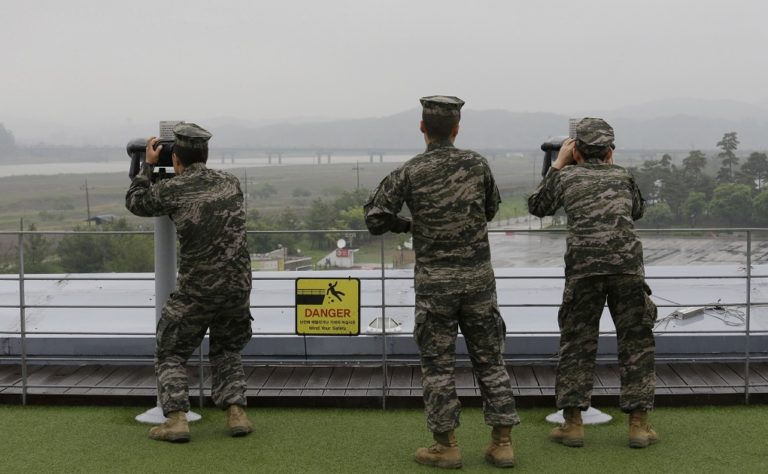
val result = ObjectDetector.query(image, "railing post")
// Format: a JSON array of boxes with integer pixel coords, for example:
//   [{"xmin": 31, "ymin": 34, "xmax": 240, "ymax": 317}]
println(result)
[
  {"xmin": 380, "ymin": 234, "xmax": 388, "ymax": 409},
  {"xmin": 17, "ymin": 223, "xmax": 28, "ymax": 405},
  {"xmin": 744, "ymin": 230, "xmax": 752, "ymax": 404},
  {"xmin": 198, "ymin": 346, "xmax": 205, "ymax": 409}
]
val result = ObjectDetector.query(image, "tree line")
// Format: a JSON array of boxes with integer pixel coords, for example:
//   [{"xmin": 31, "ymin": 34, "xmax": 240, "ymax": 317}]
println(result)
[
  {"xmin": 246, "ymin": 188, "xmax": 372, "ymax": 255},
  {"xmin": 629, "ymin": 132, "xmax": 768, "ymax": 227},
  {"xmin": 0, "ymin": 123, "xmax": 16, "ymax": 158},
  {"xmin": 0, "ymin": 220, "xmax": 155, "ymax": 274}
]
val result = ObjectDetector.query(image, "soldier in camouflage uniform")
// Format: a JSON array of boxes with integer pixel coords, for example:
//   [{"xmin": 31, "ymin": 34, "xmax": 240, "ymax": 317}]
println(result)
[
  {"xmin": 365, "ymin": 96, "xmax": 519, "ymax": 469},
  {"xmin": 126, "ymin": 123, "xmax": 254, "ymax": 443},
  {"xmin": 528, "ymin": 118, "xmax": 658, "ymax": 449}
]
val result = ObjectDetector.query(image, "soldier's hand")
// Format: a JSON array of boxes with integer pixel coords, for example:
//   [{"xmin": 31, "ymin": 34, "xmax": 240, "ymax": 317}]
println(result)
[
  {"xmin": 552, "ymin": 138, "xmax": 576, "ymax": 170},
  {"xmin": 145, "ymin": 136, "xmax": 162, "ymax": 166},
  {"xmin": 391, "ymin": 216, "xmax": 411, "ymax": 233}
]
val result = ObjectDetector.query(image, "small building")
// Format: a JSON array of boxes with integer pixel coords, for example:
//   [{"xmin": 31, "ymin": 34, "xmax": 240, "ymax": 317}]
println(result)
[{"xmin": 86, "ymin": 215, "xmax": 116, "ymax": 225}]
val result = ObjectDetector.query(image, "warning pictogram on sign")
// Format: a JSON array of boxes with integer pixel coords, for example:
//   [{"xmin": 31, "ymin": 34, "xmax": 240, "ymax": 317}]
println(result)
[{"xmin": 295, "ymin": 278, "xmax": 360, "ymax": 335}]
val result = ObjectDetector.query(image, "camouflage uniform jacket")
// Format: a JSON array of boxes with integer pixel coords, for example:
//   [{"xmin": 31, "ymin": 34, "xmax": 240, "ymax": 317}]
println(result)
[
  {"xmin": 365, "ymin": 141, "xmax": 500, "ymax": 294},
  {"xmin": 125, "ymin": 162, "xmax": 252, "ymax": 297},
  {"xmin": 528, "ymin": 164, "xmax": 645, "ymax": 278}
]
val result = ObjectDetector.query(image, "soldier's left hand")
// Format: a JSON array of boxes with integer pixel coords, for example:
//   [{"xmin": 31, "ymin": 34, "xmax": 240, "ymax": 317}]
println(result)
[{"xmin": 553, "ymin": 138, "xmax": 576, "ymax": 169}]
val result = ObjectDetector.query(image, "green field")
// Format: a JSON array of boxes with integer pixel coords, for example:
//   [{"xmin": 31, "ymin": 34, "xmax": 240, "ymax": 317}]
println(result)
[
  {"xmin": 0, "ymin": 157, "xmax": 539, "ymax": 232},
  {"xmin": 0, "ymin": 159, "xmax": 538, "ymax": 271},
  {"xmin": 0, "ymin": 405, "xmax": 765, "ymax": 473},
  {"xmin": 0, "ymin": 152, "xmax": 655, "ymax": 271}
]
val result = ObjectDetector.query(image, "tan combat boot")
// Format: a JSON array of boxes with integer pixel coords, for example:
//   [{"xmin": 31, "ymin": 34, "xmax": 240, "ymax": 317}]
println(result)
[
  {"xmin": 549, "ymin": 407, "xmax": 584, "ymax": 447},
  {"xmin": 628, "ymin": 409, "xmax": 658, "ymax": 448},
  {"xmin": 227, "ymin": 404, "xmax": 254, "ymax": 437},
  {"xmin": 148, "ymin": 411, "xmax": 190, "ymax": 443},
  {"xmin": 414, "ymin": 430, "xmax": 462, "ymax": 469},
  {"xmin": 485, "ymin": 425, "xmax": 515, "ymax": 468}
]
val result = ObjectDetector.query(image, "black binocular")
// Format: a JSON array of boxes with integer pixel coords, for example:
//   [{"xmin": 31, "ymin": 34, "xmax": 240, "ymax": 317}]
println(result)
[
  {"xmin": 540, "ymin": 137, "xmax": 568, "ymax": 177},
  {"xmin": 539, "ymin": 137, "xmax": 616, "ymax": 177},
  {"xmin": 126, "ymin": 138, "xmax": 176, "ymax": 180}
]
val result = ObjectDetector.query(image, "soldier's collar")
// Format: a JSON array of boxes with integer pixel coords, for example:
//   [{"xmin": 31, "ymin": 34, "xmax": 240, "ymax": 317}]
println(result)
[
  {"xmin": 181, "ymin": 162, "xmax": 208, "ymax": 173},
  {"xmin": 426, "ymin": 140, "xmax": 455, "ymax": 152},
  {"xmin": 582, "ymin": 158, "xmax": 607, "ymax": 165}
]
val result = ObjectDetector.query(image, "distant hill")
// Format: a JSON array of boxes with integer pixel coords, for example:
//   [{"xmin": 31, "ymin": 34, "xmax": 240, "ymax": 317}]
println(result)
[
  {"xmin": 6, "ymin": 97, "xmax": 768, "ymax": 150},
  {"xmin": 210, "ymin": 105, "xmax": 768, "ymax": 151},
  {"xmin": 605, "ymin": 97, "xmax": 768, "ymax": 121},
  {"xmin": 608, "ymin": 115, "xmax": 768, "ymax": 150},
  {"xmin": 211, "ymin": 109, "xmax": 424, "ymax": 149}
]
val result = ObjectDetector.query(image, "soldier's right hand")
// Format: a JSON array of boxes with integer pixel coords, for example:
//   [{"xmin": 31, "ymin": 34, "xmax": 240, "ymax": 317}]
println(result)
[
  {"xmin": 145, "ymin": 136, "xmax": 162, "ymax": 166},
  {"xmin": 391, "ymin": 216, "xmax": 411, "ymax": 233}
]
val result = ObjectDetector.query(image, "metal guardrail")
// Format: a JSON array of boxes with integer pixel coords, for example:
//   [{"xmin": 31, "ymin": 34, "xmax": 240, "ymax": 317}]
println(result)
[{"xmin": 0, "ymin": 227, "xmax": 767, "ymax": 406}]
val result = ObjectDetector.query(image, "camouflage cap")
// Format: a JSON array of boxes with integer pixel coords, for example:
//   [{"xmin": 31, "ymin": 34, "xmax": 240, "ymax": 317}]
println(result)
[
  {"xmin": 420, "ymin": 95, "xmax": 465, "ymax": 117},
  {"xmin": 173, "ymin": 122, "xmax": 212, "ymax": 149},
  {"xmin": 575, "ymin": 117, "xmax": 614, "ymax": 148}
]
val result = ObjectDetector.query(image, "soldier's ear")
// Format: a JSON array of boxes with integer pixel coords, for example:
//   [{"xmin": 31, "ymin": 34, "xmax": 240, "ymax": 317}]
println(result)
[
  {"xmin": 419, "ymin": 121, "xmax": 426, "ymax": 135},
  {"xmin": 573, "ymin": 147, "xmax": 585, "ymax": 164},
  {"xmin": 605, "ymin": 148, "xmax": 614, "ymax": 164},
  {"xmin": 171, "ymin": 152, "xmax": 183, "ymax": 172},
  {"xmin": 451, "ymin": 123, "xmax": 460, "ymax": 138}
]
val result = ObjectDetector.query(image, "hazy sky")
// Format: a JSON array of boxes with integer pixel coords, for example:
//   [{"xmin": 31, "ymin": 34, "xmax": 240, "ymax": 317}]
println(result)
[{"xmin": 2, "ymin": 0, "xmax": 767, "ymax": 130}]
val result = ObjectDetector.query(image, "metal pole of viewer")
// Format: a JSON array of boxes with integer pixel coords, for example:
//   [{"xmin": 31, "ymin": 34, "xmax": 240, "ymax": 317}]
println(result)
[{"xmin": 136, "ymin": 216, "xmax": 202, "ymax": 424}]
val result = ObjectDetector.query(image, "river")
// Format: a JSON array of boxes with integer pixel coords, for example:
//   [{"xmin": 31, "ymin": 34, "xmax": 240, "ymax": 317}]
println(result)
[{"xmin": 0, "ymin": 154, "xmax": 413, "ymax": 178}]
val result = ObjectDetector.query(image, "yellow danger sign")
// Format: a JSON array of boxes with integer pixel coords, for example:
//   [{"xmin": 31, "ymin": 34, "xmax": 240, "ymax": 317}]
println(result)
[{"xmin": 295, "ymin": 278, "xmax": 360, "ymax": 335}]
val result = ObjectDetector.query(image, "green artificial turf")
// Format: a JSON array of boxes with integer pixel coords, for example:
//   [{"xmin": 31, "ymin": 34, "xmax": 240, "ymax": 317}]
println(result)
[{"xmin": 0, "ymin": 405, "xmax": 765, "ymax": 473}]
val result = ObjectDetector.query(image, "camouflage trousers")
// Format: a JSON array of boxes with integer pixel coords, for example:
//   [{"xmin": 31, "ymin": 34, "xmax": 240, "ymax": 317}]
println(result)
[
  {"xmin": 555, "ymin": 275, "xmax": 656, "ymax": 412},
  {"xmin": 414, "ymin": 289, "xmax": 520, "ymax": 433},
  {"xmin": 155, "ymin": 290, "xmax": 252, "ymax": 416}
]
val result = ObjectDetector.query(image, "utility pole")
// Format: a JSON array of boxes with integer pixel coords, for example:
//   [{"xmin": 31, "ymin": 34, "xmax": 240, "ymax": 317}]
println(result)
[
  {"xmin": 242, "ymin": 169, "xmax": 257, "ymax": 216},
  {"xmin": 352, "ymin": 161, "xmax": 364, "ymax": 190},
  {"xmin": 81, "ymin": 179, "xmax": 93, "ymax": 227}
]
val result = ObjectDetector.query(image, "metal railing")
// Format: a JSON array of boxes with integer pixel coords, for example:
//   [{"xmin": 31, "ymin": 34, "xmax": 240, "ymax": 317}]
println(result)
[{"xmin": 0, "ymin": 227, "xmax": 766, "ymax": 406}]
